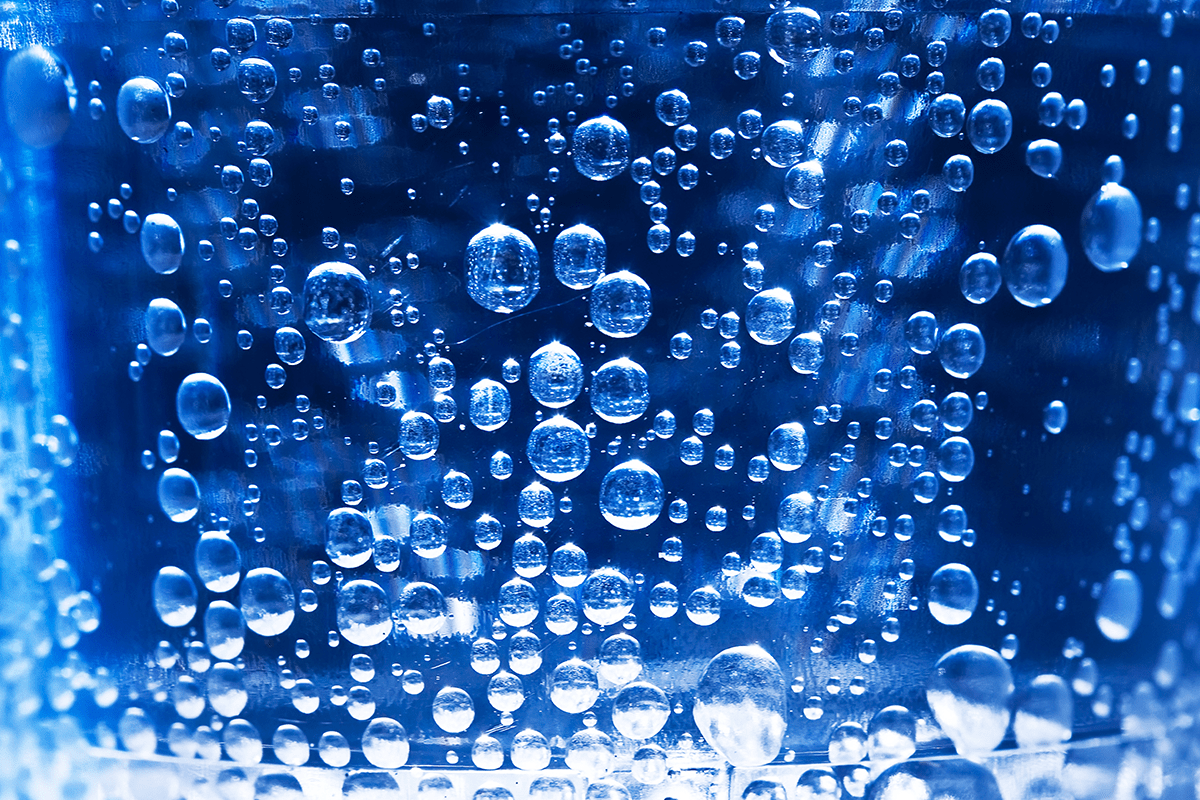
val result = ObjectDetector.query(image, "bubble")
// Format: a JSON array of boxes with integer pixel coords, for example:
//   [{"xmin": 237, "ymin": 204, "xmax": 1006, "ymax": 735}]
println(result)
[
  {"xmin": 761, "ymin": 121, "xmax": 805, "ymax": 168},
  {"xmin": 582, "ymin": 567, "xmax": 635, "ymax": 627},
  {"xmin": 612, "ymin": 681, "xmax": 670, "ymax": 740},
  {"xmin": 236, "ymin": 57, "xmax": 277, "ymax": 103},
  {"xmin": 512, "ymin": 730, "xmax": 552, "ymax": 771},
  {"xmin": 302, "ymin": 262, "xmax": 372, "ymax": 343},
  {"xmin": 336, "ymin": 579, "xmax": 392, "ymax": 646},
  {"xmin": 1002, "ymin": 225, "xmax": 1068, "ymax": 307},
  {"xmin": 470, "ymin": 379, "xmax": 511, "ymax": 431},
  {"xmin": 499, "ymin": 577, "xmax": 539, "ymax": 627},
  {"xmin": 551, "ymin": 658, "xmax": 599, "ymax": 713},
  {"xmin": 176, "ymin": 373, "xmax": 230, "ymax": 440},
  {"xmin": 1081, "ymin": 183, "xmax": 1143, "ymax": 272},
  {"xmin": 152, "ymin": 566, "xmax": 196, "ymax": 627},
  {"xmin": 325, "ymin": 507, "xmax": 373, "ymax": 568},
  {"xmin": 745, "ymin": 288, "xmax": 796, "ymax": 345},
  {"xmin": 411, "ymin": 512, "xmax": 447, "ymax": 558},
  {"xmin": 145, "ymin": 298, "xmax": 187, "ymax": 357},
  {"xmin": 141, "ymin": 213, "xmax": 185, "ymax": 275},
  {"xmin": 599, "ymin": 460, "xmax": 663, "ymax": 530},
  {"xmin": 157, "ymin": 467, "xmax": 200, "ymax": 523},
  {"xmin": 871, "ymin": 760, "xmax": 1003, "ymax": 799},
  {"xmin": 788, "ymin": 331, "xmax": 825, "ymax": 374},
  {"xmin": 488, "ymin": 671, "xmax": 525, "ymax": 712},
  {"xmin": 117, "ymin": 77, "xmax": 170, "ymax": 143},
  {"xmin": 654, "ymin": 89, "xmax": 690, "ymax": 126},
  {"xmin": 195, "ymin": 531, "xmax": 241, "ymax": 593},
  {"xmin": 1014, "ymin": 675, "xmax": 1073, "ymax": 747},
  {"xmin": 518, "ymin": 482, "xmax": 555, "ymax": 528},
  {"xmin": 938, "ymin": 324, "xmax": 986, "ymax": 379},
  {"xmin": 399, "ymin": 410, "xmax": 439, "ymax": 460},
  {"xmin": 928, "ymin": 564, "xmax": 979, "ymax": 625},
  {"xmin": 904, "ymin": 311, "xmax": 939, "ymax": 354},
  {"xmin": 926, "ymin": 645, "xmax": 1013, "ymax": 754},
  {"xmin": 433, "ymin": 687, "xmax": 475, "ymax": 733},
  {"xmin": 3, "ymin": 46, "xmax": 76, "ymax": 148},
  {"xmin": 205, "ymin": 601, "xmax": 245, "ymax": 660},
  {"xmin": 778, "ymin": 491, "xmax": 817, "ymax": 543},
  {"xmin": 551, "ymin": 543, "xmax": 588, "ymax": 587},
  {"xmin": 959, "ymin": 252, "xmax": 1002, "ymax": 304},
  {"xmin": 554, "ymin": 224, "xmax": 606, "ymax": 289},
  {"xmin": 966, "ymin": 99, "xmax": 1012, "ymax": 154},
  {"xmin": 767, "ymin": 422, "xmax": 808, "ymax": 470},
  {"xmin": 978, "ymin": 8, "xmax": 1012, "ymax": 47},
  {"xmin": 632, "ymin": 745, "xmax": 668, "ymax": 785},
  {"xmin": 928, "ymin": 94, "xmax": 966, "ymax": 138},
  {"xmin": 591, "ymin": 358, "xmax": 650, "ymax": 423},
  {"xmin": 694, "ymin": 646, "xmax": 786, "ymax": 766},
  {"xmin": 685, "ymin": 586, "xmax": 722, "ymax": 625},
  {"xmin": 529, "ymin": 342, "xmax": 584, "ymax": 408},
  {"xmin": 765, "ymin": 7, "xmax": 822, "ymax": 65},
  {"xmin": 1096, "ymin": 569, "xmax": 1142, "ymax": 641},
  {"xmin": 1043, "ymin": 400, "xmax": 1068, "ymax": 434},
  {"xmin": 361, "ymin": 718, "xmax": 408, "ymax": 768},
  {"xmin": 590, "ymin": 270, "xmax": 652, "ymax": 338},
  {"xmin": 784, "ymin": 160, "xmax": 824, "ymax": 209},
  {"xmin": 867, "ymin": 706, "xmax": 917, "ymax": 766},
  {"xmin": 527, "ymin": 416, "xmax": 590, "ymax": 481},
  {"xmin": 466, "ymin": 224, "xmax": 540, "ymax": 314},
  {"xmin": 207, "ymin": 661, "xmax": 248, "ymax": 716},
  {"xmin": 566, "ymin": 728, "xmax": 615, "ymax": 779},
  {"xmin": 937, "ymin": 436, "xmax": 975, "ymax": 481},
  {"xmin": 942, "ymin": 154, "xmax": 974, "ymax": 192},
  {"xmin": 573, "ymin": 116, "xmax": 630, "ymax": 181},
  {"xmin": 1025, "ymin": 139, "xmax": 1062, "ymax": 178},
  {"xmin": 240, "ymin": 567, "xmax": 295, "ymax": 636}
]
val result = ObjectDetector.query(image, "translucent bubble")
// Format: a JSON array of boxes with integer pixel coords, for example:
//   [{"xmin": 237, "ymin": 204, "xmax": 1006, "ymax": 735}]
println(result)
[
  {"xmin": 649, "ymin": 582, "xmax": 679, "ymax": 617},
  {"xmin": 303, "ymin": 262, "xmax": 371, "ymax": 343},
  {"xmin": 433, "ymin": 687, "xmax": 475, "ymax": 733},
  {"xmin": 529, "ymin": 342, "xmax": 584, "ymax": 408},
  {"xmin": 938, "ymin": 324, "xmax": 986, "ymax": 379},
  {"xmin": 928, "ymin": 563, "xmax": 979, "ymax": 625},
  {"xmin": 545, "ymin": 593, "xmax": 579, "ymax": 636},
  {"xmin": 904, "ymin": 311, "xmax": 939, "ymax": 355},
  {"xmin": 466, "ymin": 224, "xmax": 540, "ymax": 314},
  {"xmin": 966, "ymin": 99, "xmax": 1012, "ymax": 154},
  {"xmin": 767, "ymin": 422, "xmax": 809, "ymax": 470},
  {"xmin": 411, "ymin": 512, "xmax": 447, "ymax": 558},
  {"xmin": 1081, "ymin": 183, "xmax": 1142, "ymax": 272},
  {"xmin": 469, "ymin": 379, "xmax": 510, "ymax": 431},
  {"xmin": 176, "ymin": 373, "xmax": 230, "ymax": 440},
  {"xmin": 694, "ymin": 645, "xmax": 786, "ymax": 766},
  {"xmin": 325, "ymin": 507, "xmax": 373, "ymax": 568},
  {"xmin": 573, "ymin": 116, "xmax": 630, "ymax": 181},
  {"xmin": 488, "ymin": 671, "xmax": 525, "ymax": 712},
  {"xmin": 145, "ymin": 298, "xmax": 188, "ymax": 358},
  {"xmin": 550, "ymin": 543, "xmax": 588, "ymax": 588},
  {"xmin": 527, "ymin": 416, "xmax": 590, "ymax": 481},
  {"xmin": 685, "ymin": 586, "xmax": 722, "ymax": 625},
  {"xmin": 591, "ymin": 358, "xmax": 649, "ymax": 423},
  {"xmin": 207, "ymin": 662, "xmax": 248, "ymax": 717},
  {"xmin": 1014, "ymin": 675, "xmax": 1073, "ymax": 748},
  {"xmin": 395, "ymin": 581, "xmax": 446, "ymax": 636},
  {"xmin": 959, "ymin": 252, "xmax": 1002, "ymax": 304},
  {"xmin": 158, "ymin": 467, "xmax": 199, "ymax": 523},
  {"xmin": 1002, "ymin": 224, "xmax": 1068, "ymax": 307},
  {"xmin": 1043, "ymin": 399, "xmax": 1068, "ymax": 433},
  {"xmin": 152, "ymin": 566, "xmax": 196, "ymax": 627},
  {"xmin": 399, "ymin": 410, "xmax": 439, "ymax": 460},
  {"xmin": 236, "ymin": 57, "xmax": 277, "ymax": 103},
  {"xmin": 240, "ymin": 568, "xmax": 294, "ymax": 636},
  {"xmin": 632, "ymin": 745, "xmax": 668, "ymax": 785},
  {"xmin": 784, "ymin": 160, "xmax": 824, "ymax": 209},
  {"xmin": 274, "ymin": 327, "xmax": 306, "ymax": 365},
  {"xmin": 761, "ymin": 120, "xmax": 805, "ymax": 168},
  {"xmin": 499, "ymin": 577, "xmax": 539, "ymax": 627},
  {"xmin": 654, "ymin": 89, "xmax": 690, "ymax": 126},
  {"xmin": 1096, "ymin": 569, "xmax": 1142, "ymax": 641},
  {"xmin": 196, "ymin": 531, "xmax": 241, "ymax": 593},
  {"xmin": 1026, "ymin": 139, "xmax": 1062, "ymax": 178},
  {"xmin": 337, "ymin": 579, "xmax": 392, "ymax": 646},
  {"xmin": 788, "ymin": 331, "xmax": 825, "ymax": 373},
  {"xmin": 512, "ymin": 730, "xmax": 552, "ymax": 771},
  {"xmin": 554, "ymin": 224, "xmax": 606, "ymax": 289},
  {"xmin": 613, "ymin": 681, "xmax": 670, "ymax": 739},
  {"xmin": 979, "ymin": 8, "xmax": 1012, "ymax": 46},
  {"xmin": 141, "ymin": 213, "xmax": 185, "ymax": 274},
  {"xmin": 745, "ymin": 288, "xmax": 796, "ymax": 345},
  {"xmin": 590, "ymin": 270, "xmax": 651, "ymax": 338},
  {"xmin": 551, "ymin": 658, "xmax": 599, "ymax": 713},
  {"xmin": 582, "ymin": 567, "xmax": 635, "ymax": 627},
  {"xmin": 117, "ymin": 77, "xmax": 170, "ymax": 143},
  {"xmin": 3, "ymin": 46, "xmax": 76, "ymax": 148},
  {"xmin": 928, "ymin": 94, "xmax": 965, "ymax": 138},
  {"xmin": 518, "ymin": 482, "xmax": 555, "ymax": 528},
  {"xmin": 926, "ymin": 645, "xmax": 1013, "ymax": 754},
  {"xmin": 599, "ymin": 460, "xmax": 663, "ymax": 530},
  {"xmin": 205, "ymin": 600, "xmax": 245, "ymax": 660},
  {"xmin": 778, "ymin": 491, "xmax": 817, "ymax": 543},
  {"xmin": 765, "ymin": 7, "xmax": 822, "ymax": 65},
  {"xmin": 867, "ymin": 706, "xmax": 917, "ymax": 765},
  {"xmin": 361, "ymin": 718, "xmax": 408, "ymax": 769}
]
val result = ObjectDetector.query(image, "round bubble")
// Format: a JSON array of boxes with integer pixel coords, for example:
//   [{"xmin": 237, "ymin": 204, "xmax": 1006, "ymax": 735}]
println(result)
[
  {"xmin": 141, "ymin": 213, "xmax": 185, "ymax": 275},
  {"xmin": 591, "ymin": 358, "xmax": 650, "ymax": 423},
  {"xmin": 654, "ymin": 90, "xmax": 690, "ymax": 126},
  {"xmin": 236, "ymin": 57, "xmax": 277, "ymax": 103},
  {"xmin": 158, "ymin": 467, "xmax": 200, "ymax": 523},
  {"xmin": 117, "ymin": 77, "xmax": 170, "ymax": 143},
  {"xmin": 325, "ymin": 507, "xmax": 373, "ymax": 568},
  {"xmin": 928, "ymin": 94, "xmax": 966, "ymax": 138},
  {"xmin": 746, "ymin": 288, "xmax": 796, "ymax": 345},
  {"xmin": 303, "ymin": 262, "xmax": 372, "ymax": 343},
  {"xmin": 398, "ymin": 582, "xmax": 447, "ymax": 635},
  {"xmin": 466, "ymin": 224, "xmax": 540, "ymax": 314},
  {"xmin": 590, "ymin": 270, "xmax": 651, "ymax": 338},
  {"xmin": 3, "ymin": 46, "xmax": 76, "ymax": 148},
  {"xmin": 937, "ymin": 436, "xmax": 975, "ymax": 481},
  {"xmin": 240, "ymin": 567, "xmax": 295, "ymax": 636},
  {"xmin": 146, "ymin": 298, "xmax": 187, "ymax": 356},
  {"xmin": 1096, "ymin": 569, "xmax": 1142, "ymax": 641},
  {"xmin": 527, "ymin": 416, "xmax": 590, "ymax": 482},
  {"xmin": 960, "ymin": 252, "xmax": 1002, "ymax": 304},
  {"xmin": 1081, "ymin": 183, "xmax": 1142, "ymax": 272},
  {"xmin": 926, "ymin": 645, "xmax": 1013, "ymax": 755},
  {"xmin": 938, "ymin": 324, "xmax": 986, "ymax": 379},
  {"xmin": 274, "ymin": 327, "xmax": 306, "ymax": 365},
  {"xmin": 529, "ymin": 342, "xmax": 583, "ymax": 408},
  {"xmin": 362, "ymin": 718, "xmax": 408, "ymax": 769},
  {"xmin": 789, "ymin": 331, "xmax": 825, "ymax": 374},
  {"xmin": 765, "ymin": 7, "xmax": 823, "ymax": 65},
  {"xmin": 1002, "ymin": 224, "xmax": 1068, "ymax": 307},
  {"xmin": 599, "ymin": 460, "xmax": 663, "ymax": 530},
  {"xmin": 784, "ymin": 160, "xmax": 824, "ymax": 209},
  {"xmin": 153, "ymin": 566, "xmax": 197, "ymax": 627},
  {"xmin": 943, "ymin": 155, "xmax": 974, "ymax": 192},
  {"xmin": 399, "ymin": 410, "xmax": 439, "ymax": 460},
  {"xmin": 550, "ymin": 658, "xmax": 599, "ymax": 713},
  {"xmin": 470, "ymin": 379, "xmax": 511, "ymax": 431},
  {"xmin": 1025, "ymin": 139, "xmax": 1062, "ymax": 178},
  {"xmin": 337, "ymin": 579, "xmax": 393, "ymax": 646},
  {"xmin": 196, "ymin": 531, "xmax": 241, "ymax": 593},
  {"xmin": 767, "ymin": 422, "xmax": 808, "ymax": 470},
  {"xmin": 176, "ymin": 373, "xmax": 231, "ymax": 440},
  {"xmin": 761, "ymin": 121, "xmax": 805, "ymax": 168},
  {"xmin": 778, "ymin": 491, "xmax": 817, "ymax": 543},
  {"xmin": 554, "ymin": 224, "xmax": 606, "ymax": 289},
  {"xmin": 613, "ymin": 682, "xmax": 671, "ymax": 740},
  {"xmin": 928, "ymin": 563, "xmax": 979, "ymax": 625},
  {"xmin": 582, "ymin": 567, "xmax": 635, "ymax": 627},
  {"xmin": 904, "ymin": 311, "xmax": 939, "ymax": 355},
  {"xmin": 966, "ymin": 99, "xmax": 1012, "ymax": 154},
  {"xmin": 573, "ymin": 116, "xmax": 630, "ymax": 181}
]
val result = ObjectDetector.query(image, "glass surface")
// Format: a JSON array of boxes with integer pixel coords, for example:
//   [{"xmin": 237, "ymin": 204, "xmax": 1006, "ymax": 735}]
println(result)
[{"xmin": 1, "ymin": 1, "xmax": 1199, "ymax": 798}]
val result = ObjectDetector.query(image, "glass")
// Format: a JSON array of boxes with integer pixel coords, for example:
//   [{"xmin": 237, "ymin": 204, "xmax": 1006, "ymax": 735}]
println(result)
[{"xmin": 1, "ymin": 2, "xmax": 1198, "ymax": 799}]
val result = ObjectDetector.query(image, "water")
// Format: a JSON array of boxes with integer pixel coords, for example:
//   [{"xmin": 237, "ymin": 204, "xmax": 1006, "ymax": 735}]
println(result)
[{"xmin": 4, "ymin": 2, "xmax": 1200, "ymax": 799}]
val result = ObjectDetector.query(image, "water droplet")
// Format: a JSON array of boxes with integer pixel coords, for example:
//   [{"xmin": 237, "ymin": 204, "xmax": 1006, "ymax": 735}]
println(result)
[
  {"xmin": 325, "ymin": 507, "xmax": 373, "ymax": 568},
  {"xmin": 554, "ymin": 224, "xmax": 606, "ymax": 289},
  {"xmin": 196, "ymin": 531, "xmax": 241, "ymax": 592},
  {"xmin": 176, "ymin": 373, "xmax": 230, "ymax": 440},
  {"xmin": 1081, "ymin": 183, "xmax": 1142, "ymax": 272},
  {"xmin": 765, "ymin": 7, "xmax": 822, "ymax": 65},
  {"xmin": 926, "ymin": 645, "xmax": 1013, "ymax": 754},
  {"xmin": 240, "ymin": 568, "xmax": 294, "ymax": 636},
  {"xmin": 157, "ymin": 467, "xmax": 199, "ymax": 523},
  {"xmin": 529, "ymin": 342, "xmax": 584, "ymax": 408},
  {"xmin": 929, "ymin": 94, "xmax": 966, "ymax": 138},
  {"xmin": 1025, "ymin": 139, "xmax": 1062, "ymax": 178},
  {"xmin": 399, "ymin": 411, "xmax": 439, "ymax": 460},
  {"xmin": 959, "ymin": 252, "xmax": 1001, "ymax": 304},
  {"xmin": 590, "ymin": 270, "xmax": 651, "ymax": 338},
  {"xmin": 302, "ymin": 262, "xmax": 372, "ymax": 343},
  {"xmin": 236, "ymin": 57, "xmax": 277, "ymax": 103},
  {"xmin": 938, "ymin": 324, "xmax": 986, "ymax": 379},
  {"xmin": 599, "ymin": 460, "xmax": 663, "ymax": 530},
  {"xmin": 397, "ymin": 581, "xmax": 446, "ymax": 635},
  {"xmin": 432, "ymin": 687, "xmax": 475, "ymax": 732},
  {"xmin": 761, "ymin": 120, "xmax": 805, "ymax": 168},
  {"xmin": 153, "ymin": 566, "xmax": 196, "ymax": 627},
  {"xmin": 1096, "ymin": 569, "xmax": 1142, "ymax": 641},
  {"xmin": 582, "ymin": 567, "xmax": 635, "ymax": 626},
  {"xmin": 361, "ymin": 718, "xmax": 408, "ymax": 768},
  {"xmin": 337, "ymin": 579, "xmax": 392, "ymax": 646},
  {"xmin": 767, "ymin": 422, "xmax": 808, "ymax": 470},
  {"xmin": 784, "ymin": 160, "xmax": 824, "ymax": 209},
  {"xmin": 928, "ymin": 563, "xmax": 979, "ymax": 625},
  {"xmin": 117, "ymin": 77, "xmax": 170, "ymax": 143},
  {"xmin": 746, "ymin": 288, "xmax": 796, "ymax": 345},
  {"xmin": 613, "ymin": 681, "xmax": 670, "ymax": 739},
  {"xmin": 550, "ymin": 658, "xmax": 599, "ymax": 713},
  {"xmin": 3, "ymin": 46, "xmax": 76, "ymax": 148},
  {"xmin": 573, "ymin": 116, "xmax": 630, "ymax": 181},
  {"xmin": 140, "ymin": 213, "xmax": 185, "ymax": 275},
  {"xmin": 1002, "ymin": 225, "xmax": 1068, "ymax": 307},
  {"xmin": 694, "ymin": 645, "xmax": 786, "ymax": 766},
  {"xmin": 1014, "ymin": 675, "xmax": 1072, "ymax": 747},
  {"xmin": 966, "ymin": 99, "xmax": 1012, "ymax": 154},
  {"xmin": 466, "ymin": 224, "xmax": 540, "ymax": 314},
  {"xmin": 527, "ymin": 416, "xmax": 590, "ymax": 481},
  {"xmin": 591, "ymin": 358, "xmax": 649, "ymax": 423}
]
